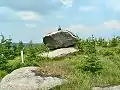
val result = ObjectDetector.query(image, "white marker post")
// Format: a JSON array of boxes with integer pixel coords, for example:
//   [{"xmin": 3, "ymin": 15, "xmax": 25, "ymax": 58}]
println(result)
[{"xmin": 21, "ymin": 48, "xmax": 24, "ymax": 63}]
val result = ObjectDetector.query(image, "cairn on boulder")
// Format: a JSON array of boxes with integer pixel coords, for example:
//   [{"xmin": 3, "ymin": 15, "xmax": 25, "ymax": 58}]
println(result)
[{"xmin": 41, "ymin": 27, "xmax": 79, "ymax": 58}]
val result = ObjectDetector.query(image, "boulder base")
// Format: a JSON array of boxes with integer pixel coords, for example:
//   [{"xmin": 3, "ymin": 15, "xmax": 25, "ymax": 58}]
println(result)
[
  {"xmin": 43, "ymin": 30, "xmax": 79, "ymax": 50},
  {"xmin": 40, "ymin": 47, "xmax": 78, "ymax": 58}
]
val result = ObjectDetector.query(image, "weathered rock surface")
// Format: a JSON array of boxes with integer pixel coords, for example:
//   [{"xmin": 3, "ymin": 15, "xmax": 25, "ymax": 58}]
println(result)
[
  {"xmin": 40, "ymin": 47, "xmax": 78, "ymax": 58},
  {"xmin": 43, "ymin": 30, "xmax": 79, "ymax": 50},
  {"xmin": 0, "ymin": 67, "xmax": 64, "ymax": 90},
  {"xmin": 93, "ymin": 86, "xmax": 120, "ymax": 90}
]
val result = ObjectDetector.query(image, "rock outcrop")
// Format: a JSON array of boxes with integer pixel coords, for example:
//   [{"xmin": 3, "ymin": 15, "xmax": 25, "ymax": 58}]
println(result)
[
  {"xmin": 43, "ymin": 30, "xmax": 79, "ymax": 50},
  {"xmin": 0, "ymin": 67, "xmax": 64, "ymax": 90}
]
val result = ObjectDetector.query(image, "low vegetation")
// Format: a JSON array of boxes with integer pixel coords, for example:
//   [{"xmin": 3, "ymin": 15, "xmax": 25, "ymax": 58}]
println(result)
[{"xmin": 1, "ymin": 34, "xmax": 120, "ymax": 90}]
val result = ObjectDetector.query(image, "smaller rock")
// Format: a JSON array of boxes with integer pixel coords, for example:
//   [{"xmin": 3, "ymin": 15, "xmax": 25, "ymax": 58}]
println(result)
[
  {"xmin": 40, "ymin": 47, "xmax": 78, "ymax": 58},
  {"xmin": 0, "ymin": 67, "xmax": 64, "ymax": 90},
  {"xmin": 92, "ymin": 85, "xmax": 120, "ymax": 90}
]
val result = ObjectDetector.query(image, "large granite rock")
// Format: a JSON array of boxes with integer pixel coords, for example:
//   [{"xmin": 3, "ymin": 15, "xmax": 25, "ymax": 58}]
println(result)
[
  {"xmin": 43, "ymin": 30, "xmax": 79, "ymax": 50},
  {"xmin": 0, "ymin": 67, "xmax": 64, "ymax": 90}
]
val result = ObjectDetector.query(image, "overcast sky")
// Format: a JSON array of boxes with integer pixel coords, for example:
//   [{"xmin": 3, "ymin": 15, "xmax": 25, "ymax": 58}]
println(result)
[{"xmin": 0, "ymin": 0, "xmax": 120, "ymax": 43}]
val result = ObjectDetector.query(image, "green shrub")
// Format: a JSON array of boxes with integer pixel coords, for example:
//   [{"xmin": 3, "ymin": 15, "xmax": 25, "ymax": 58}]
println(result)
[
  {"xmin": 76, "ymin": 39, "xmax": 84, "ymax": 53},
  {"xmin": 15, "ymin": 40, "xmax": 24, "ymax": 56},
  {"xmin": 103, "ymin": 50, "xmax": 114, "ymax": 56},
  {"xmin": 38, "ymin": 43, "xmax": 49, "ymax": 53},
  {"xmin": 77, "ymin": 36, "xmax": 103, "ymax": 74},
  {"xmin": 84, "ymin": 35, "xmax": 96, "ymax": 54},
  {"xmin": 96, "ymin": 37, "xmax": 104, "ymax": 46},
  {"xmin": 114, "ymin": 48, "xmax": 120, "ymax": 54},
  {"xmin": 23, "ymin": 56, "xmax": 39, "ymax": 66},
  {"xmin": 0, "ymin": 70, "xmax": 8, "ymax": 79},
  {"xmin": 81, "ymin": 54, "xmax": 103, "ymax": 74},
  {"xmin": 6, "ymin": 59, "xmax": 22, "ymax": 73},
  {"xmin": 0, "ymin": 55, "xmax": 7, "ymax": 70},
  {"xmin": 102, "ymin": 42, "xmax": 108, "ymax": 47},
  {"xmin": 109, "ymin": 36, "xmax": 118, "ymax": 47},
  {"xmin": 0, "ymin": 34, "xmax": 15, "ymax": 60}
]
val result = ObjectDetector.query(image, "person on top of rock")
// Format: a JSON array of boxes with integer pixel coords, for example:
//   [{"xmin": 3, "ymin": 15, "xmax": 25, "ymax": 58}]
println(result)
[{"xmin": 58, "ymin": 25, "xmax": 62, "ymax": 31}]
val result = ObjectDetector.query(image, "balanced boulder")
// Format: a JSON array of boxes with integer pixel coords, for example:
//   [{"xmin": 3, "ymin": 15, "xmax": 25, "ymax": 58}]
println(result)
[{"xmin": 43, "ymin": 30, "xmax": 79, "ymax": 50}]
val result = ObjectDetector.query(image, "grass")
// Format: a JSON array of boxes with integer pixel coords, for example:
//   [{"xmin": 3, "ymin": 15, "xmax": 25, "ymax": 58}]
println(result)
[
  {"xmin": 1, "ymin": 45, "xmax": 120, "ymax": 90},
  {"xmin": 37, "ymin": 46, "xmax": 120, "ymax": 90}
]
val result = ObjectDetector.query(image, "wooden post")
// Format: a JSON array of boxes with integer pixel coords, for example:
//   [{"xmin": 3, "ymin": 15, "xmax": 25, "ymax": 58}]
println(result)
[{"xmin": 21, "ymin": 50, "xmax": 24, "ymax": 63}]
